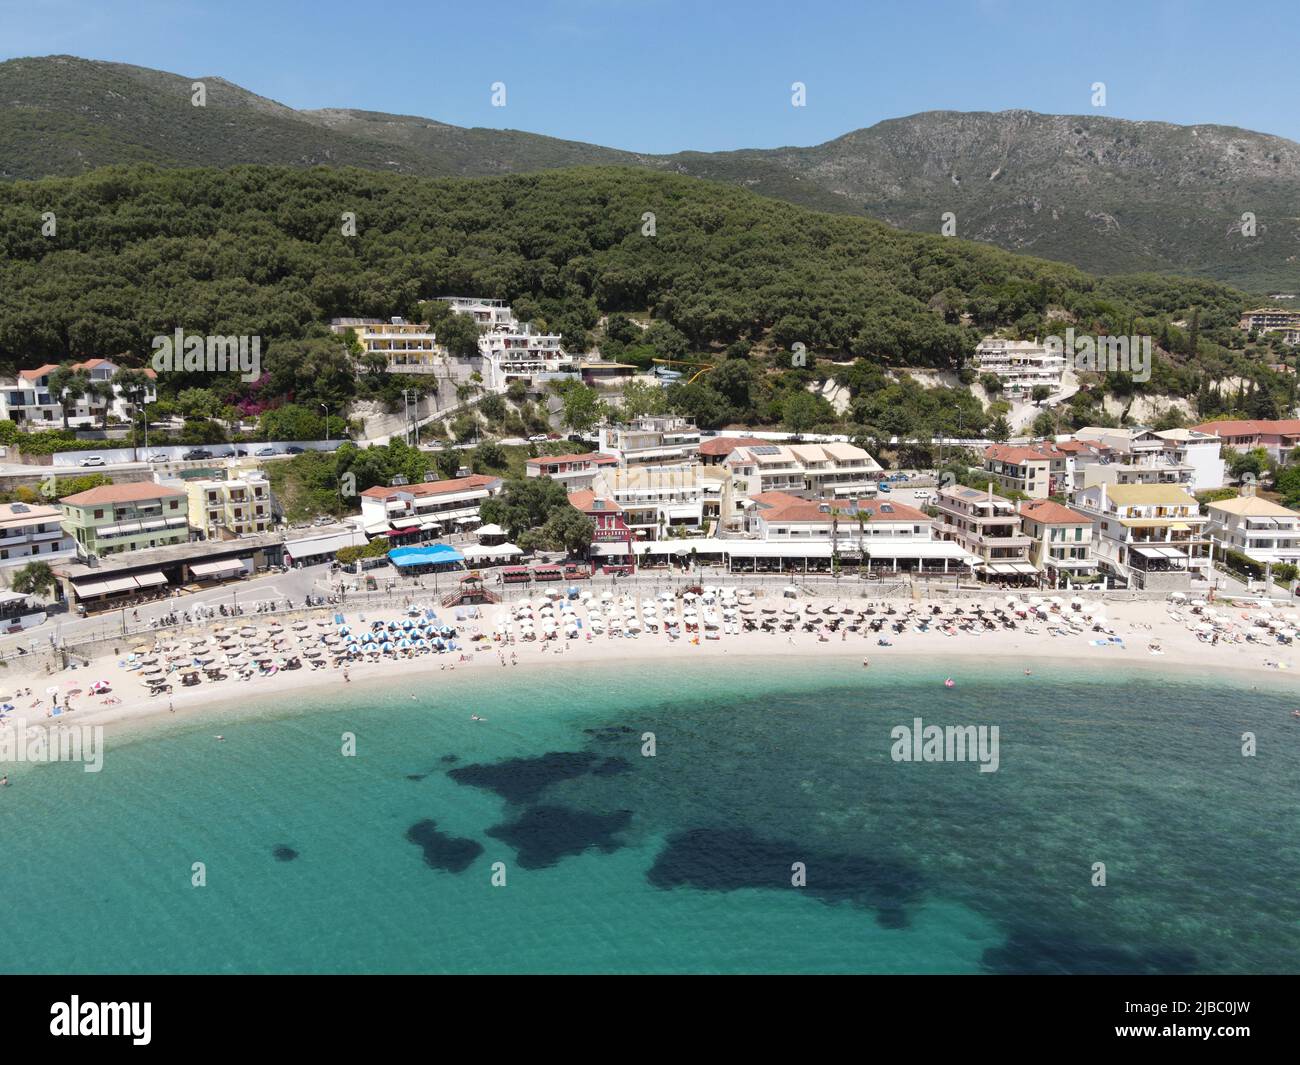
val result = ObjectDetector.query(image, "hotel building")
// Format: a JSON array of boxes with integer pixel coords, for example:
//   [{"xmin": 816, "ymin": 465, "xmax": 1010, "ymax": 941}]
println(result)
[
  {"xmin": 0, "ymin": 502, "xmax": 77, "ymax": 580},
  {"xmin": 1204, "ymin": 495, "xmax": 1300, "ymax": 567},
  {"xmin": 60, "ymin": 482, "xmax": 190, "ymax": 558},
  {"xmin": 971, "ymin": 337, "xmax": 1067, "ymax": 397},
  {"xmin": 1239, "ymin": 308, "xmax": 1300, "ymax": 334},
  {"xmin": 1189, "ymin": 419, "xmax": 1300, "ymax": 466},
  {"xmin": 1073, "ymin": 483, "xmax": 1209, "ymax": 590},
  {"xmin": 935, "ymin": 484, "xmax": 1036, "ymax": 580},
  {"xmin": 1018, "ymin": 499, "xmax": 1096, "ymax": 584},
  {"xmin": 185, "ymin": 474, "xmax": 273, "ymax": 540},
  {"xmin": 330, "ymin": 317, "xmax": 441, "ymax": 374},
  {"xmin": 358, "ymin": 474, "xmax": 502, "ymax": 539},
  {"xmin": 524, "ymin": 452, "xmax": 619, "ymax": 490},
  {"xmin": 598, "ymin": 416, "xmax": 702, "ymax": 467},
  {"xmin": 0, "ymin": 359, "xmax": 157, "ymax": 427}
]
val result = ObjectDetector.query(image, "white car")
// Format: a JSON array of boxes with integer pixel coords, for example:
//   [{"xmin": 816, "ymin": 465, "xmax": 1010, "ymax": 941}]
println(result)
[{"xmin": 79, "ymin": 455, "xmax": 107, "ymax": 467}]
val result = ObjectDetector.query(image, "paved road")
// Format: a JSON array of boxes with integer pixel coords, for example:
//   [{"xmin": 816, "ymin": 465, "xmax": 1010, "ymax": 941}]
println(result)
[{"xmin": 1, "ymin": 563, "xmax": 337, "ymax": 655}]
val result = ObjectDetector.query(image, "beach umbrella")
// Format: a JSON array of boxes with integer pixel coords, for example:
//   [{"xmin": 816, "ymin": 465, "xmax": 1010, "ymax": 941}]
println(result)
[{"xmin": 783, "ymin": 604, "xmax": 798, "ymax": 614}]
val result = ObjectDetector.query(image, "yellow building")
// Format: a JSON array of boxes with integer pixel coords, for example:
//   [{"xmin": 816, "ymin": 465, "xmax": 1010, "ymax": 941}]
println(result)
[{"xmin": 185, "ymin": 475, "xmax": 272, "ymax": 540}]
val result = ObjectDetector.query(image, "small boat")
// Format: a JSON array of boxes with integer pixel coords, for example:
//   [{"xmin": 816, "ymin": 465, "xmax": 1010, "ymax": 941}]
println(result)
[{"xmin": 943, "ymin": 678, "xmax": 955, "ymax": 689}]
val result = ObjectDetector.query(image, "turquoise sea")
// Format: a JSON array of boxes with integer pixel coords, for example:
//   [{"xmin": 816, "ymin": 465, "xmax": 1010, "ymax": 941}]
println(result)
[{"xmin": 1, "ymin": 656, "xmax": 1297, "ymax": 974}]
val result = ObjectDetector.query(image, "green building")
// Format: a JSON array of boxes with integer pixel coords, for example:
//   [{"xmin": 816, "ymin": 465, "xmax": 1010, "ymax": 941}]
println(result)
[{"xmin": 60, "ymin": 481, "xmax": 190, "ymax": 558}]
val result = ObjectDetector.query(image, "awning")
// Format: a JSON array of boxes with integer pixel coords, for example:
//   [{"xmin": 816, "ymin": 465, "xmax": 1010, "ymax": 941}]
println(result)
[
  {"xmin": 141, "ymin": 519, "xmax": 168, "ymax": 531},
  {"xmin": 100, "ymin": 577, "xmax": 138, "ymax": 594},
  {"xmin": 389, "ymin": 519, "xmax": 419, "ymax": 530},
  {"xmin": 190, "ymin": 559, "xmax": 246, "ymax": 577},
  {"xmin": 388, "ymin": 544, "xmax": 465, "ymax": 567},
  {"xmin": 133, "ymin": 571, "xmax": 169, "ymax": 588},
  {"xmin": 71, "ymin": 580, "xmax": 111, "ymax": 597}
]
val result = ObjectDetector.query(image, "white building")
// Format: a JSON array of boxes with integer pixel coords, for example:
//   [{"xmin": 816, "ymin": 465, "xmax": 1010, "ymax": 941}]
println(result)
[
  {"xmin": 524, "ymin": 452, "xmax": 619, "ymax": 490},
  {"xmin": 723, "ymin": 443, "xmax": 882, "ymax": 522},
  {"xmin": 1204, "ymin": 495, "xmax": 1300, "ymax": 566},
  {"xmin": 934, "ymin": 484, "xmax": 1036, "ymax": 581},
  {"xmin": 0, "ymin": 359, "xmax": 158, "ymax": 427},
  {"xmin": 475, "ymin": 322, "xmax": 570, "ymax": 389},
  {"xmin": 598, "ymin": 416, "xmax": 702, "ymax": 467},
  {"xmin": 1073, "ymin": 482, "xmax": 1209, "ymax": 590},
  {"xmin": 0, "ymin": 501, "xmax": 77, "ymax": 581},
  {"xmin": 972, "ymin": 337, "xmax": 1067, "ymax": 397},
  {"xmin": 1070, "ymin": 426, "xmax": 1224, "ymax": 493},
  {"xmin": 438, "ymin": 297, "xmax": 516, "ymax": 329},
  {"xmin": 439, "ymin": 297, "xmax": 573, "ymax": 388},
  {"xmin": 358, "ymin": 474, "xmax": 503, "ymax": 538},
  {"xmin": 590, "ymin": 464, "xmax": 723, "ymax": 537}
]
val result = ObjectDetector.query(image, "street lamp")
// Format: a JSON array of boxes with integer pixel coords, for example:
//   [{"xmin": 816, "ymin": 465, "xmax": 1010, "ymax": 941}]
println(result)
[{"xmin": 320, "ymin": 404, "xmax": 331, "ymax": 445}]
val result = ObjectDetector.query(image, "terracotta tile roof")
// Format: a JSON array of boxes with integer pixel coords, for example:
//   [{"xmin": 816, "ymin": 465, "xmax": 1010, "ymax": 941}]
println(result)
[
  {"xmin": 1191, "ymin": 419, "xmax": 1300, "ymax": 438},
  {"xmin": 61, "ymin": 482, "xmax": 187, "ymax": 505},
  {"xmin": 19, "ymin": 359, "xmax": 157, "ymax": 381},
  {"xmin": 698, "ymin": 436, "xmax": 769, "ymax": 457},
  {"xmin": 359, "ymin": 474, "xmax": 499, "ymax": 500},
  {"xmin": 567, "ymin": 489, "xmax": 622, "ymax": 513},
  {"xmin": 984, "ymin": 443, "xmax": 1053, "ymax": 464},
  {"xmin": 1019, "ymin": 499, "xmax": 1092, "ymax": 525},
  {"xmin": 751, "ymin": 491, "xmax": 929, "ymax": 524},
  {"xmin": 525, "ymin": 452, "xmax": 618, "ymax": 467}
]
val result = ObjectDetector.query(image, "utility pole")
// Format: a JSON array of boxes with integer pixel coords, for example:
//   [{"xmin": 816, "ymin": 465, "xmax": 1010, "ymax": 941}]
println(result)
[{"xmin": 320, "ymin": 404, "xmax": 331, "ymax": 445}]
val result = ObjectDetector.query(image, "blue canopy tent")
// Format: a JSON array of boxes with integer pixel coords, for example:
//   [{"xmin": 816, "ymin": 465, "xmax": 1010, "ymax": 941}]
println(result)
[{"xmin": 388, "ymin": 544, "xmax": 466, "ymax": 571}]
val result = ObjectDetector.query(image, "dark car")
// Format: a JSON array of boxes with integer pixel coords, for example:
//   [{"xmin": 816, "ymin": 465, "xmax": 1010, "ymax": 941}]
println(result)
[
  {"xmin": 182, "ymin": 449, "xmax": 213, "ymax": 460},
  {"xmin": 285, "ymin": 446, "xmax": 305, "ymax": 455}
]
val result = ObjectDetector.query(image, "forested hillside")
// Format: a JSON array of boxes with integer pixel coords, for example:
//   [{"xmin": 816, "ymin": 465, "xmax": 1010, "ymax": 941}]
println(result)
[{"xmin": 1, "ymin": 163, "xmax": 1285, "ymax": 444}]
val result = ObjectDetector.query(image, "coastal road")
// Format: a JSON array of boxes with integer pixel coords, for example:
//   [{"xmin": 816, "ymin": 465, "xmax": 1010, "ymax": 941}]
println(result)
[{"xmin": 1, "ymin": 563, "xmax": 333, "ymax": 656}]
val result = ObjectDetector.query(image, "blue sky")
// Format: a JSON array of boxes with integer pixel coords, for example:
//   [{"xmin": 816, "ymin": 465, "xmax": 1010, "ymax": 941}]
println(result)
[{"xmin": 4, "ymin": 0, "xmax": 1299, "ymax": 152}]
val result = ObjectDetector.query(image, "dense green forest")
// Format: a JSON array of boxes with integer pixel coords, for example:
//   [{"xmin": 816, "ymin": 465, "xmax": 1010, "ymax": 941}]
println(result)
[{"xmin": 0, "ymin": 163, "xmax": 1289, "ymax": 446}]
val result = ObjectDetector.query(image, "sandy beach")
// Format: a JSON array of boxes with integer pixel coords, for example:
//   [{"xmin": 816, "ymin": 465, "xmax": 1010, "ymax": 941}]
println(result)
[{"xmin": 2, "ymin": 583, "xmax": 1293, "ymax": 745}]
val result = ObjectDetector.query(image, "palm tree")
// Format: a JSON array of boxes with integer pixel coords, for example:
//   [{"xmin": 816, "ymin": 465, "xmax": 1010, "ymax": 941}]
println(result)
[
  {"xmin": 11, "ymin": 561, "xmax": 56, "ymax": 599},
  {"xmin": 85, "ymin": 379, "xmax": 116, "ymax": 430},
  {"xmin": 47, "ymin": 364, "xmax": 89, "ymax": 430},
  {"xmin": 114, "ymin": 369, "xmax": 152, "ymax": 461}
]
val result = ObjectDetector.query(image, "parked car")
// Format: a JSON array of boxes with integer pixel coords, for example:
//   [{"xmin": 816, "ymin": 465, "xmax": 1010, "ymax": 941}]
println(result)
[
  {"xmin": 528, "ymin": 435, "xmax": 549, "ymax": 443},
  {"xmin": 78, "ymin": 455, "xmax": 107, "ymax": 467},
  {"xmin": 284, "ymin": 446, "xmax": 305, "ymax": 455},
  {"xmin": 182, "ymin": 449, "xmax": 213, "ymax": 460},
  {"xmin": 255, "ymin": 447, "xmax": 278, "ymax": 457},
  {"xmin": 148, "ymin": 452, "xmax": 168, "ymax": 463},
  {"xmin": 233, "ymin": 448, "xmax": 248, "ymax": 457}
]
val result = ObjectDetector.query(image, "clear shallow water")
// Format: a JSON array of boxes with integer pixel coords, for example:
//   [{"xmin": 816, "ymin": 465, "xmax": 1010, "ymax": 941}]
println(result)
[{"xmin": 2, "ymin": 657, "xmax": 1297, "ymax": 974}]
